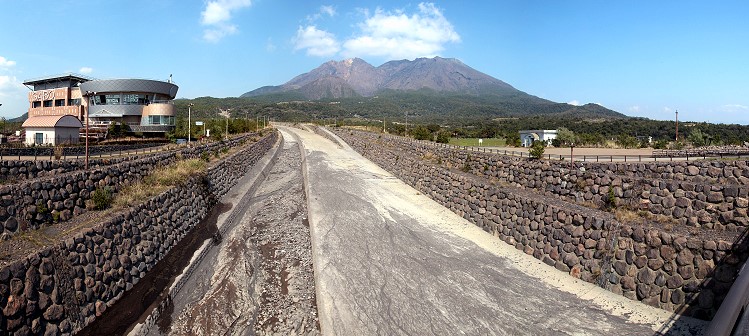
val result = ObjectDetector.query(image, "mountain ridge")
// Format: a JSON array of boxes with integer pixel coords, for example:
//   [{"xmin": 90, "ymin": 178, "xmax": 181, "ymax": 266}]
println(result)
[{"xmin": 241, "ymin": 56, "xmax": 625, "ymax": 119}]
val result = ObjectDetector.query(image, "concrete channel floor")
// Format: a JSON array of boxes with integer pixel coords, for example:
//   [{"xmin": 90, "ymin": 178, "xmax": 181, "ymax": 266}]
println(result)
[{"xmin": 279, "ymin": 126, "xmax": 708, "ymax": 336}]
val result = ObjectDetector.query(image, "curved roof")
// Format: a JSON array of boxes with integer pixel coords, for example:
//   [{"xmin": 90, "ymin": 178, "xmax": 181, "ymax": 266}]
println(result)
[
  {"xmin": 80, "ymin": 79, "xmax": 179, "ymax": 99},
  {"xmin": 22, "ymin": 115, "xmax": 83, "ymax": 128}
]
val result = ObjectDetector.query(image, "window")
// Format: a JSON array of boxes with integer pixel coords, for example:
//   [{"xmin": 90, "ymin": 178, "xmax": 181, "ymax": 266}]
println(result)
[
  {"xmin": 35, "ymin": 133, "xmax": 44, "ymax": 144},
  {"xmin": 122, "ymin": 94, "xmax": 146, "ymax": 105},
  {"xmin": 32, "ymin": 101, "xmax": 41, "ymax": 108},
  {"xmin": 43, "ymin": 100, "xmax": 53, "ymax": 107},
  {"xmin": 55, "ymin": 99, "xmax": 66, "ymax": 107},
  {"xmin": 147, "ymin": 115, "xmax": 175, "ymax": 125},
  {"xmin": 105, "ymin": 94, "xmax": 120, "ymax": 105},
  {"xmin": 68, "ymin": 98, "xmax": 81, "ymax": 106}
]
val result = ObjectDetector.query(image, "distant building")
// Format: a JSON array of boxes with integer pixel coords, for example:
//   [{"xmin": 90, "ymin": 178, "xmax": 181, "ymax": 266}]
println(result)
[
  {"xmin": 519, "ymin": 129, "xmax": 557, "ymax": 147},
  {"xmin": 22, "ymin": 73, "xmax": 178, "ymax": 145}
]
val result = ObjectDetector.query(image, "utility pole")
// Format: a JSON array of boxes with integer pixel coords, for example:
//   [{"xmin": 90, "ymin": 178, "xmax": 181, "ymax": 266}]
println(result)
[
  {"xmin": 675, "ymin": 110, "xmax": 679, "ymax": 142},
  {"xmin": 188, "ymin": 103, "xmax": 193, "ymax": 144},
  {"xmin": 383, "ymin": 117, "xmax": 386, "ymax": 133},
  {"xmin": 82, "ymin": 91, "xmax": 96, "ymax": 170}
]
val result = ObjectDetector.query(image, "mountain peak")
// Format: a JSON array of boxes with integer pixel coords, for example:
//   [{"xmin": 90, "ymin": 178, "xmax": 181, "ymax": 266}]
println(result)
[{"xmin": 242, "ymin": 56, "xmax": 523, "ymax": 99}]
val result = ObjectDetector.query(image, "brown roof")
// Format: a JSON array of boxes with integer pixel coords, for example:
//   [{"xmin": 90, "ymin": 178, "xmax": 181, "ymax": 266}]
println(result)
[{"xmin": 22, "ymin": 115, "xmax": 83, "ymax": 128}]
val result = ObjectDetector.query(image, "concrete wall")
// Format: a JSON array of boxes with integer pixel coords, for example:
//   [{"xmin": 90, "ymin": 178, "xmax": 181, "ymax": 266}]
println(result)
[
  {"xmin": 0, "ymin": 130, "xmax": 277, "ymax": 335},
  {"xmin": 332, "ymin": 128, "xmax": 748, "ymax": 319}
]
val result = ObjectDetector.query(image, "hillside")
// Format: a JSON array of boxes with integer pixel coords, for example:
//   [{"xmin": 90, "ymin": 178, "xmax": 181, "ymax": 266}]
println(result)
[{"xmin": 241, "ymin": 57, "xmax": 625, "ymax": 119}]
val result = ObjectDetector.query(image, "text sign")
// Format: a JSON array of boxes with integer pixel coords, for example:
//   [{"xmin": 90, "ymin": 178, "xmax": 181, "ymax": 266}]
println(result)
[
  {"xmin": 478, "ymin": 138, "xmax": 483, "ymax": 146},
  {"xmin": 195, "ymin": 121, "xmax": 204, "ymax": 126},
  {"xmin": 30, "ymin": 90, "xmax": 57, "ymax": 102}
]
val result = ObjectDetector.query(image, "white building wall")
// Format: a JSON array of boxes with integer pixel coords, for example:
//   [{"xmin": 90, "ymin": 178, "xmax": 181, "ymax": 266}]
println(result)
[
  {"xmin": 24, "ymin": 127, "xmax": 80, "ymax": 145},
  {"xmin": 519, "ymin": 130, "xmax": 558, "ymax": 147}
]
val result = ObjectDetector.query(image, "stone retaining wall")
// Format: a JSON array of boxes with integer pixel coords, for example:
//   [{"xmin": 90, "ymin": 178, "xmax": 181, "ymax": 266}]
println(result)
[
  {"xmin": 333, "ymin": 128, "xmax": 748, "ymax": 319},
  {"xmin": 0, "ymin": 141, "xmax": 241, "ymax": 183},
  {"xmin": 0, "ymin": 134, "xmax": 260, "ymax": 237},
  {"xmin": 347, "ymin": 132, "xmax": 749, "ymax": 230},
  {"xmin": 0, "ymin": 130, "xmax": 278, "ymax": 335},
  {"xmin": 0, "ymin": 143, "xmax": 158, "ymax": 160}
]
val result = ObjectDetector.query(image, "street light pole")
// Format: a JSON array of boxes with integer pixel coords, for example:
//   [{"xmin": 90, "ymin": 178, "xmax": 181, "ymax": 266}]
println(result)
[
  {"xmin": 82, "ymin": 91, "xmax": 96, "ymax": 170},
  {"xmin": 188, "ymin": 103, "xmax": 193, "ymax": 144}
]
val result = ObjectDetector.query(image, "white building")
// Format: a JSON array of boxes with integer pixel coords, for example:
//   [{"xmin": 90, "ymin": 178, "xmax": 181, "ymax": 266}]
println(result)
[
  {"xmin": 519, "ymin": 129, "xmax": 558, "ymax": 147},
  {"xmin": 22, "ymin": 115, "xmax": 83, "ymax": 145}
]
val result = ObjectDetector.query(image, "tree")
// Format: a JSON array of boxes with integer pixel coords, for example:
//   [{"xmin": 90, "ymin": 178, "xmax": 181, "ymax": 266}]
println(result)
[
  {"xmin": 529, "ymin": 140, "xmax": 545, "ymax": 159},
  {"xmin": 426, "ymin": 123, "xmax": 441, "ymax": 134},
  {"xmin": 687, "ymin": 129, "xmax": 707, "ymax": 147},
  {"xmin": 556, "ymin": 127, "xmax": 576, "ymax": 147},
  {"xmin": 506, "ymin": 132, "xmax": 521, "ymax": 147},
  {"xmin": 412, "ymin": 126, "xmax": 432, "ymax": 140},
  {"xmin": 435, "ymin": 131, "xmax": 450, "ymax": 143},
  {"xmin": 616, "ymin": 134, "xmax": 639, "ymax": 149},
  {"xmin": 107, "ymin": 122, "xmax": 126, "ymax": 138}
]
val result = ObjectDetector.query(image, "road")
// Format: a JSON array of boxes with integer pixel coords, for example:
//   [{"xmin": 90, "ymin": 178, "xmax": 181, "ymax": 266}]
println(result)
[{"xmin": 280, "ymin": 126, "xmax": 707, "ymax": 335}]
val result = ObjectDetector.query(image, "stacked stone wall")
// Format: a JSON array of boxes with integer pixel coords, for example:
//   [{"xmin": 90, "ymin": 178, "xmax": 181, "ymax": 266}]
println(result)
[
  {"xmin": 0, "ymin": 130, "xmax": 277, "ymax": 335},
  {"xmin": 0, "ymin": 134, "xmax": 260, "ymax": 236},
  {"xmin": 0, "ymin": 138, "xmax": 254, "ymax": 183},
  {"xmin": 333, "ymin": 128, "xmax": 748, "ymax": 319},
  {"xmin": 349, "ymin": 132, "xmax": 749, "ymax": 231}
]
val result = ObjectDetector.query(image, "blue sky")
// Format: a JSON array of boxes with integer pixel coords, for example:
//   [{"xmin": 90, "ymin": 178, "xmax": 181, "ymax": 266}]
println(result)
[{"xmin": 1, "ymin": 1, "xmax": 748, "ymax": 124}]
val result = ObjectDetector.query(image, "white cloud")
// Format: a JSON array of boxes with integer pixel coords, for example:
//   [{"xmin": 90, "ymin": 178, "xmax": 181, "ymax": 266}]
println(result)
[
  {"xmin": 307, "ymin": 5, "xmax": 336, "ymax": 22},
  {"xmin": 628, "ymin": 105, "xmax": 640, "ymax": 113},
  {"xmin": 200, "ymin": 0, "xmax": 252, "ymax": 42},
  {"xmin": 294, "ymin": 2, "xmax": 460, "ymax": 60},
  {"xmin": 0, "ymin": 56, "xmax": 15, "ymax": 68},
  {"xmin": 341, "ymin": 2, "xmax": 461, "ymax": 59},
  {"xmin": 320, "ymin": 5, "xmax": 336, "ymax": 17},
  {"xmin": 79, "ymin": 67, "xmax": 93, "ymax": 74},
  {"xmin": 722, "ymin": 104, "xmax": 749, "ymax": 113},
  {"xmin": 0, "ymin": 75, "xmax": 29, "ymax": 118},
  {"xmin": 568, "ymin": 100, "xmax": 580, "ymax": 106},
  {"xmin": 293, "ymin": 26, "xmax": 340, "ymax": 57}
]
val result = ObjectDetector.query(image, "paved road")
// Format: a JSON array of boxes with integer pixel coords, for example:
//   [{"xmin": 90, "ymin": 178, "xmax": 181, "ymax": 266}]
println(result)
[{"xmin": 280, "ymin": 126, "xmax": 707, "ymax": 336}]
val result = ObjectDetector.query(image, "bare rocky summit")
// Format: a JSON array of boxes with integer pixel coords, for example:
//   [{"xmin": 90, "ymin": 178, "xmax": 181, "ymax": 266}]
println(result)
[{"xmin": 241, "ymin": 56, "xmax": 540, "ymax": 101}]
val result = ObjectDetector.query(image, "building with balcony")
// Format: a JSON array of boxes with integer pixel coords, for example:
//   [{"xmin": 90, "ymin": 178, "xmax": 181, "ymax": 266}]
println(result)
[{"xmin": 22, "ymin": 73, "xmax": 178, "ymax": 145}]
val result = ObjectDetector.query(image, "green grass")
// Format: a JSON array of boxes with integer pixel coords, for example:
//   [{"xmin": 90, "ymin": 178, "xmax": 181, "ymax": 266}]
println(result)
[{"xmin": 449, "ymin": 137, "xmax": 507, "ymax": 147}]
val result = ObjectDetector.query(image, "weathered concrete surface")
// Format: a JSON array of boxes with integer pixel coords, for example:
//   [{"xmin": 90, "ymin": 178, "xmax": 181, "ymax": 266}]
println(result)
[
  {"xmin": 131, "ymin": 132, "xmax": 318, "ymax": 335},
  {"xmin": 281, "ymin": 126, "xmax": 707, "ymax": 336}
]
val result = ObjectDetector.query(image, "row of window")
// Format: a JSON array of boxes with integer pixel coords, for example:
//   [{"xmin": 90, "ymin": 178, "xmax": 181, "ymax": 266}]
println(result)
[
  {"xmin": 147, "ymin": 115, "xmax": 175, "ymax": 126},
  {"xmin": 92, "ymin": 93, "xmax": 161, "ymax": 106},
  {"xmin": 32, "ymin": 99, "xmax": 82, "ymax": 108}
]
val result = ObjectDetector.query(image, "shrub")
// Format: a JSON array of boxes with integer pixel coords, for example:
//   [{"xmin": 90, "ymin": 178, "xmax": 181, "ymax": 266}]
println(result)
[
  {"xmin": 200, "ymin": 152, "xmax": 210, "ymax": 162},
  {"xmin": 529, "ymin": 140, "xmax": 545, "ymax": 159},
  {"xmin": 436, "ymin": 131, "xmax": 450, "ymax": 144},
  {"xmin": 92, "ymin": 187, "xmax": 113, "ymax": 210}
]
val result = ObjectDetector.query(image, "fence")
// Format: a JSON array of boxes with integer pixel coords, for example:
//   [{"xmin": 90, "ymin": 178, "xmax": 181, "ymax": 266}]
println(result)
[{"xmin": 0, "ymin": 143, "xmax": 166, "ymax": 161}]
